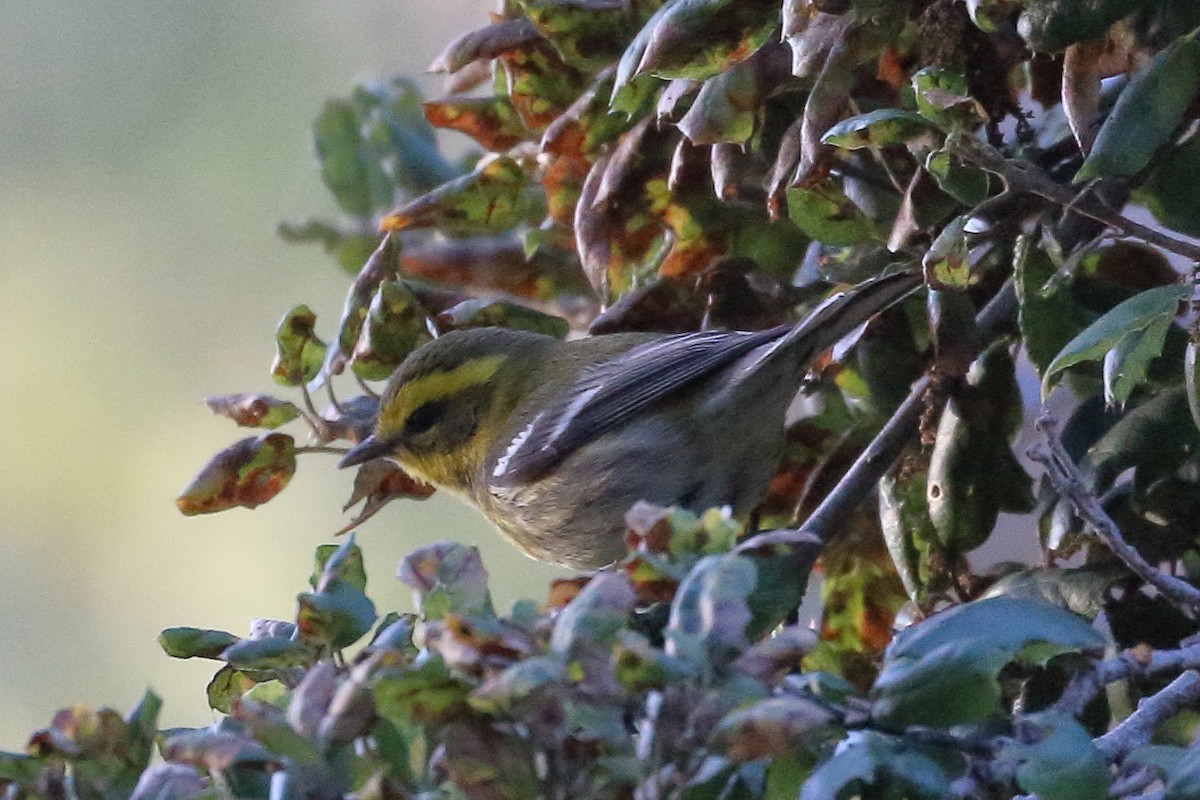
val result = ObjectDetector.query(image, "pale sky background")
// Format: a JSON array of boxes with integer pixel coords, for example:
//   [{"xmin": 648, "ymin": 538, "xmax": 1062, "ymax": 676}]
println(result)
[{"xmin": 0, "ymin": 1, "xmax": 564, "ymax": 747}]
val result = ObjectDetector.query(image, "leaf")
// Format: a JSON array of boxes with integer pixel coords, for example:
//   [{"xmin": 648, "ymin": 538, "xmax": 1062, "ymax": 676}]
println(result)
[
  {"xmin": 666, "ymin": 554, "xmax": 756, "ymax": 672},
  {"xmin": 428, "ymin": 18, "xmax": 541, "ymax": 74},
  {"xmin": 922, "ymin": 215, "xmax": 971, "ymax": 290},
  {"xmin": 925, "ymin": 148, "xmax": 992, "ymax": 206},
  {"xmin": 550, "ymin": 571, "xmax": 636, "ymax": 660},
  {"xmin": 786, "ymin": 179, "xmax": 879, "ymax": 246},
  {"xmin": 1006, "ymin": 712, "xmax": 1110, "ymax": 800},
  {"xmin": 1075, "ymin": 32, "xmax": 1200, "ymax": 181},
  {"xmin": 468, "ymin": 656, "xmax": 569, "ymax": 715},
  {"xmin": 675, "ymin": 45, "xmax": 782, "ymax": 146},
  {"xmin": 271, "ymin": 305, "xmax": 327, "ymax": 387},
  {"xmin": 423, "ymin": 96, "xmax": 530, "ymax": 152},
  {"xmin": 354, "ymin": 78, "xmax": 461, "ymax": 197},
  {"xmin": 297, "ymin": 582, "xmax": 377, "ymax": 651},
  {"xmin": 1167, "ymin": 740, "xmax": 1200, "ymax": 800},
  {"xmin": 221, "ymin": 636, "xmax": 317, "ymax": 671},
  {"xmin": 158, "ymin": 627, "xmax": 241, "ymax": 660},
  {"xmin": 1041, "ymin": 283, "xmax": 1189, "ymax": 397},
  {"xmin": 311, "ymin": 536, "xmax": 368, "ymax": 592},
  {"xmin": 1188, "ymin": 340, "xmax": 1200, "ymax": 436},
  {"xmin": 631, "ymin": 0, "xmax": 779, "ymax": 82},
  {"xmin": 379, "ymin": 155, "xmax": 545, "ymax": 236},
  {"xmin": 1103, "ymin": 308, "xmax": 1174, "ymax": 406},
  {"xmin": 1018, "ymin": 0, "xmax": 1149, "ymax": 52},
  {"xmin": 910, "ymin": 67, "xmax": 987, "ymax": 130},
  {"xmin": 396, "ymin": 541, "xmax": 494, "ymax": 620},
  {"xmin": 886, "ymin": 596, "xmax": 1106, "ymax": 663},
  {"xmin": 713, "ymin": 697, "xmax": 838, "ymax": 761},
  {"xmin": 1139, "ymin": 134, "xmax": 1200, "ymax": 237},
  {"xmin": 1014, "ymin": 234, "xmax": 1094, "ymax": 375},
  {"xmin": 313, "ymin": 99, "xmax": 394, "ymax": 217},
  {"xmin": 799, "ymin": 730, "xmax": 966, "ymax": 800},
  {"xmin": 349, "ymin": 279, "xmax": 433, "ymax": 381},
  {"xmin": 870, "ymin": 639, "xmax": 1009, "ymax": 727},
  {"xmin": 129, "ymin": 764, "xmax": 208, "ymax": 800},
  {"xmin": 435, "ymin": 298, "xmax": 569, "ymax": 338},
  {"xmin": 373, "ymin": 655, "xmax": 474, "ymax": 726},
  {"xmin": 338, "ymin": 460, "xmax": 435, "ymax": 535},
  {"xmin": 175, "ymin": 433, "xmax": 297, "ymax": 515},
  {"xmin": 205, "ymin": 394, "xmax": 300, "ymax": 430},
  {"xmin": 821, "ymin": 108, "xmax": 936, "ymax": 150},
  {"xmin": 517, "ymin": 0, "xmax": 651, "ymax": 70},
  {"xmin": 229, "ymin": 698, "xmax": 319, "ymax": 765}
]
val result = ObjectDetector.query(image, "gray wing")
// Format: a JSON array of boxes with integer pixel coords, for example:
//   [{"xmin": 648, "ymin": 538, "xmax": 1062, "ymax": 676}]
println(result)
[
  {"xmin": 490, "ymin": 271, "xmax": 921, "ymax": 486},
  {"xmin": 490, "ymin": 327, "xmax": 785, "ymax": 485}
]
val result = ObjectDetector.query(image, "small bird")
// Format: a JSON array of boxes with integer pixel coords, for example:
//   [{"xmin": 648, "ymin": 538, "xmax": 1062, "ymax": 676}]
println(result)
[{"xmin": 340, "ymin": 271, "xmax": 921, "ymax": 570}]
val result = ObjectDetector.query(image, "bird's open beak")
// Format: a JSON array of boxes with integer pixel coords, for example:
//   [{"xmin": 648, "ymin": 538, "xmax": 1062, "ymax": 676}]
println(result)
[{"xmin": 338, "ymin": 435, "xmax": 392, "ymax": 469}]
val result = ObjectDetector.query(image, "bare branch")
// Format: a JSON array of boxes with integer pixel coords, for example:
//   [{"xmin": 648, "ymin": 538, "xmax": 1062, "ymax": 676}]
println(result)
[
  {"xmin": 1094, "ymin": 671, "xmax": 1200, "ymax": 760},
  {"xmin": 951, "ymin": 136, "xmax": 1200, "ymax": 264},
  {"xmin": 1029, "ymin": 414, "xmax": 1200, "ymax": 615},
  {"xmin": 1055, "ymin": 642, "xmax": 1200, "ymax": 715}
]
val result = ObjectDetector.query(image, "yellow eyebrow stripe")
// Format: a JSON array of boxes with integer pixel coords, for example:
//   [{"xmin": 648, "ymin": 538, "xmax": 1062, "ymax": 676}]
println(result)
[{"xmin": 378, "ymin": 354, "xmax": 506, "ymax": 433}]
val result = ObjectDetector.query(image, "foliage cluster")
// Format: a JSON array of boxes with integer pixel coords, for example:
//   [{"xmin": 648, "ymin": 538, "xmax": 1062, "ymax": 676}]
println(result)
[{"xmin": 10, "ymin": 0, "xmax": 1200, "ymax": 798}]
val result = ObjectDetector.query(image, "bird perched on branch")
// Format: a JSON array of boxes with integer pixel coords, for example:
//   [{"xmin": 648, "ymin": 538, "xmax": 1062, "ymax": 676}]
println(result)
[{"xmin": 340, "ymin": 271, "xmax": 921, "ymax": 570}]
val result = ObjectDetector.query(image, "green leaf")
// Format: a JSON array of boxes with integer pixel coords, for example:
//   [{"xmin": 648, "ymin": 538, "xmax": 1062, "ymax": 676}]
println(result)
[
  {"xmin": 1014, "ymin": 234, "xmax": 1094, "ymax": 375},
  {"xmin": 1104, "ymin": 309, "xmax": 1174, "ymax": 406},
  {"xmin": 159, "ymin": 627, "xmax": 241, "ymax": 660},
  {"xmin": 175, "ymin": 433, "xmax": 297, "ymax": 515},
  {"xmin": 1167, "ymin": 740, "xmax": 1200, "ymax": 800},
  {"xmin": 1139, "ymin": 134, "xmax": 1200, "ymax": 237},
  {"xmin": 468, "ymin": 656, "xmax": 569, "ymax": 715},
  {"xmin": 1187, "ymin": 340, "xmax": 1200, "ymax": 436},
  {"xmin": 230, "ymin": 698, "xmax": 319, "ymax": 765},
  {"xmin": 871, "ymin": 638, "xmax": 1008, "ymax": 727},
  {"xmin": 676, "ymin": 57, "xmax": 761, "ymax": 146},
  {"xmin": 1007, "ymin": 712, "xmax": 1110, "ymax": 800},
  {"xmin": 911, "ymin": 67, "xmax": 986, "ymax": 130},
  {"xmin": 222, "ymin": 636, "xmax": 316, "ymax": 671},
  {"xmin": 271, "ymin": 304, "xmax": 326, "ymax": 387},
  {"xmin": 667, "ymin": 554, "xmax": 756, "ymax": 671},
  {"xmin": 349, "ymin": 279, "xmax": 433, "ymax": 381},
  {"xmin": 550, "ymin": 571, "xmax": 636, "ymax": 660},
  {"xmin": 1019, "ymin": 0, "xmax": 1149, "ymax": 52},
  {"xmin": 379, "ymin": 155, "xmax": 544, "ymax": 236},
  {"xmin": 982, "ymin": 567, "xmax": 1124, "ymax": 619},
  {"xmin": 436, "ymin": 298, "xmax": 569, "ymax": 338},
  {"xmin": 822, "ymin": 109, "xmax": 936, "ymax": 150},
  {"xmin": 517, "ymin": 0, "xmax": 651, "ymax": 70},
  {"xmin": 296, "ymin": 582, "xmax": 377, "ymax": 651},
  {"xmin": 786, "ymin": 180, "xmax": 879, "ymax": 246},
  {"xmin": 1076, "ymin": 33, "xmax": 1200, "ymax": 181},
  {"xmin": 396, "ymin": 541, "xmax": 494, "ymax": 620},
  {"xmin": 1041, "ymin": 283, "xmax": 1189, "ymax": 397},
  {"xmin": 128, "ymin": 764, "xmax": 208, "ymax": 800},
  {"xmin": 353, "ymin": 78, "xmax": 459, "ymax": 197},
  {"xmin": 922, "ymin": 215, "xmax": 971, "ymax": 289},
  {"xmin": 311, "ymin": 536, "xmax": 368, "ymax": 593},
  {"xmin": 887, "ymin": 595, "xmax": 1105, "ymax": 677},
  {"xmin": 374, "ymin": 655, "xmax": 474, "ymax": 726},
  {"xmin": 925, "ymin": 148, "xmax": 992, "ymax": 205},
  {"xmin": 423, "ymin": 95, "xmax": 530, "ymax": 152},
  {"xmin": 800, "ymin": 731, "xmax": 966, "ymax": 800},
  {"xmin": 313, "ymin": 99, "xmax": 395, "ymax": 217},
  {"xmin": 632, "ymin": 0, "xmax": 779, "ymax": 82}
]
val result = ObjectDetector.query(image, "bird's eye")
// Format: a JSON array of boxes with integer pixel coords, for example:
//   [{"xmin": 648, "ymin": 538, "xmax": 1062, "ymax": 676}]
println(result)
[{"xmin": 404, "ymin": 400, "xmax": 444, "ymax": 436}]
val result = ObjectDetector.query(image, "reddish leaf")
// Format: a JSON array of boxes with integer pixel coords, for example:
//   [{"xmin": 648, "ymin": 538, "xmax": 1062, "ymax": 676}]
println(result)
[
  {"xmin": 176, "ymin": 433, "xmax": 297, "ymax": 515},
  {"xmin": 337, "ymin": 460, "xmax": 435, "ymax": 536},
  {"xmin": 423, "ymin": 96, "xmax": 531, "ymax": 152},
  {"xmin": 205, "ymin": 394, "xmax": 300, "ymax": 429}
]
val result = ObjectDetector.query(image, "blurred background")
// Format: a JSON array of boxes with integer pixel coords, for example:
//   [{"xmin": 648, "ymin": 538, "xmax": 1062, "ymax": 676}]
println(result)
[{"xmin": 0, "ymin": 0, "xmax": 566, "ymax": 747}]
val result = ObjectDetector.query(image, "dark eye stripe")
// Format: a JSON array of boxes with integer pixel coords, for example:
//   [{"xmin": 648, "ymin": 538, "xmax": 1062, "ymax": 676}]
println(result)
[{"xmin": 405, "ymin": 400, "xmax": 445, "ymax": 436}]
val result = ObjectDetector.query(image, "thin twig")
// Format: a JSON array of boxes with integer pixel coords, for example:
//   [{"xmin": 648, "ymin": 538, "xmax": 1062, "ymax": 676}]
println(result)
[
  {"xmin": 296, "ymin": 445, "xmax": 351, "ymax": 456},
  {"xmin": 1029, "ymin": 414, "xmax": 1200, "ymax": 616},
  {"xmin": 951, "ymin": 136, "xmax": 1200, "ymax": 264},
  {"xmin": 1094, "ymin": 671, "xmax": 1200, "ymax": 760}
]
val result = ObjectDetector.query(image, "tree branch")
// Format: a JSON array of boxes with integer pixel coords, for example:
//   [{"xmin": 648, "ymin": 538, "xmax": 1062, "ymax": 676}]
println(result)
[
  {"xmin": 738, "ymin": 279, "xmax": 1018, "ymax": 549},
  {"xmin": 1055, "ymin": 642, "xmax": 1200, "ymax": 716},
  {"xmin": 1028, "ymin": 414, "xmax": 1200, "ymax": 616},
  {"xmin": 1094, "ymin": 671, "xmax": 1200, "ymax": 760},
  {"xmin": 951, "ymin": 136, "xmax": 1200, "ymax": 264}
]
